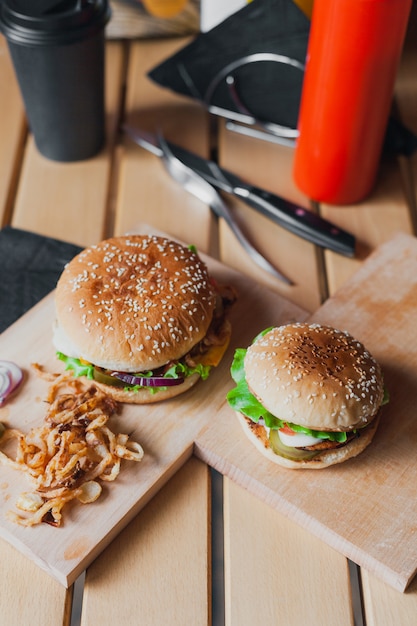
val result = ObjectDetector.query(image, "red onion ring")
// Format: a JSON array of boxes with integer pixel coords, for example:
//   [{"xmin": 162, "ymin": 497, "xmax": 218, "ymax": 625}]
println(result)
[
  {"xmin": 0, "ymin": 370, "xmax": 12, "ymax": 405},
  {"xmin": 0, "ymin": 361, "xmax": 23, "ymax": 404},
  {"xmin": 111, "ymin": 372, "xmax": 185, "ymax": 387}
]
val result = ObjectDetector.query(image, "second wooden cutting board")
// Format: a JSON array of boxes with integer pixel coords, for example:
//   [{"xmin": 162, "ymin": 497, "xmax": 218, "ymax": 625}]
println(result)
[{"xmin": 196, "ymin": 232, "xmax": 417, "ymax": 592}]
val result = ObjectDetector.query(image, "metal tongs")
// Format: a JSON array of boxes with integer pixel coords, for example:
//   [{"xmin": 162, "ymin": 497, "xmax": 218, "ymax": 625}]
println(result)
[{"xmin": 156, "ymin": 133, "xmax": 292, "ymax": 284}]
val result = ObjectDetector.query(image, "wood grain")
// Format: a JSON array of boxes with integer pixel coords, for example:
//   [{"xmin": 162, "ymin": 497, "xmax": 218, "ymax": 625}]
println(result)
[
  {"xmin": 0, "ymin": 537, "xmax": 72, "ymax": 626},
  {"xmin": 224, "ymin": 478, "xmax": 355, "ymax": 626},
  {"xmin": 0, "ymin": 35, "xmax": 26, "ymax": 225},
  {"xmin": 116, "ymin": 38, "xmax": 216, "ymax": 255},
  {"xmin": 82, "ymin": 457, "xmax": 211, "ymax": 626},
  {"xmin": 362, "ymin": 567, "xmax": 417, "ymax": 626}
]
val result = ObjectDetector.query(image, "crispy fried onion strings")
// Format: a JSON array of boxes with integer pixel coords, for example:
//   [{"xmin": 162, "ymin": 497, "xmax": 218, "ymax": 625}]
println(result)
[{"xmin": 0, "ymin": 369, "xmax": 144, "ymax": 527}]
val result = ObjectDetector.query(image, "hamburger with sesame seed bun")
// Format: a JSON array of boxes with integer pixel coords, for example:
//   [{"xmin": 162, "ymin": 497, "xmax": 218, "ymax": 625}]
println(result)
[
  {"xmin": 226, "ymin": 323, "xmax": 388, "ymax": 469},
  {"xmin": 53, "ymin": 234, "xmax": 236, "ymax": 403}
]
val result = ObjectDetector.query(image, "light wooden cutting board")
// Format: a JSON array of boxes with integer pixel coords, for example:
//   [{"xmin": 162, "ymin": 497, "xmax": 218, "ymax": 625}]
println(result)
[
  {"xmin": 0, "ymin": 249, "xmax": 307, "ymax": 587},
  {"xmin": 196, "ymin": 232, "xmax": 417, "ymax": 592}
]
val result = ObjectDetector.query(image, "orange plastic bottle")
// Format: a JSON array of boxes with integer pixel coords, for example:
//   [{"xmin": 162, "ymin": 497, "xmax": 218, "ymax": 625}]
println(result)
[{"xmin": 293, "ymin": 0, "xmax": 412, "ymax": 205}]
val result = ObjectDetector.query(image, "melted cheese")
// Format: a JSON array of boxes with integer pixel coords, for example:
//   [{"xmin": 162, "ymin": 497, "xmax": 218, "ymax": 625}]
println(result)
[{"xmin": 195, "ymin": 336, "xmax": 231, "ymax": 368}]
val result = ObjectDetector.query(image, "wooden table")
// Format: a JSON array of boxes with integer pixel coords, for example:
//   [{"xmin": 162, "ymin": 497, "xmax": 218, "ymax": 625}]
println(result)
[{"xmin": 1, "ymin": 6, "xmax": 417, "ymax": 623}]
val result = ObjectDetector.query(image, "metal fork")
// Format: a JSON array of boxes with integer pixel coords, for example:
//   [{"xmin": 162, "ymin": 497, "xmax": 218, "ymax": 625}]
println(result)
[{"xmin": 157, "ymin": 134, "xmax": 292, "ymax": 285}]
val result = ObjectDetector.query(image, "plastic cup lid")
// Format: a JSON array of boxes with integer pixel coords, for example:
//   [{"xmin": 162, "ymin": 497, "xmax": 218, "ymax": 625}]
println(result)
[{"xmin": 0, "ymin": 0, "xmax": 111, "ymax": 45}]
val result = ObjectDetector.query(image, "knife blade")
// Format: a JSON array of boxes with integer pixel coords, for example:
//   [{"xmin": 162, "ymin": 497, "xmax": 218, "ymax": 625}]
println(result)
[{"xmin": 123, "ymin": 125, "xmax": 356, "ymax": 257}]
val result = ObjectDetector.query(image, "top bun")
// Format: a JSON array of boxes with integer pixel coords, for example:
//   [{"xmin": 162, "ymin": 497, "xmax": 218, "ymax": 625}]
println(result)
[
  {"xmin": 54, "ymin": 235, "xmax": 216, "ymax": 372},
  {"xmin": 244, "ymin": 323, "xmax": 384, "ymax": 431}
]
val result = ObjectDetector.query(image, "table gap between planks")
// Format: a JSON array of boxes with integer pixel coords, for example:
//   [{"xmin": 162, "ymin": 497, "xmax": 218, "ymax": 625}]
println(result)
[{"xmin": 0, "ymin": 7, "xmax": 416, "ymax": 623}]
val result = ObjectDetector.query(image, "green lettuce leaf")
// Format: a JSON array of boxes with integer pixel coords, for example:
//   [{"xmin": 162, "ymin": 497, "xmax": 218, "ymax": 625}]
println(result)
[
  {"xmin": 56, "ymin": 352, "xmax": 211, "ymax": 393},
  {"xmin": 57, "ymin": 353, "xmax": 94, "ymax": 379},
  {"xmin": 165, "ymin": 360, "xmax": 212, "ymax": 381},
  {"xmin": 227, "ymin": 378, "xmax": 282, "ymax": 429}
]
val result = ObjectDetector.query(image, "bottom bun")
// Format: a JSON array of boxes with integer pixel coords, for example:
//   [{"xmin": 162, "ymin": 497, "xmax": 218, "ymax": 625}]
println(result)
[
  {"xmin": 236, "ymin": 412, "xmax": 380, "ymax": 469},
  {"xmin": 91, "ymin": 372, "xmax": 201, "ymax": 404}
]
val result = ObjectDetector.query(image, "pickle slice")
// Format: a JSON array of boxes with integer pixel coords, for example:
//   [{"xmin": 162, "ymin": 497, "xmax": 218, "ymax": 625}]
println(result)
[
  {"xmin": 269, "ymin": 430, "xmax": 320, "ymax": 461},
  {"xmin": 93, "ymin": 367, "xmax": 125, "ymax": 388}
]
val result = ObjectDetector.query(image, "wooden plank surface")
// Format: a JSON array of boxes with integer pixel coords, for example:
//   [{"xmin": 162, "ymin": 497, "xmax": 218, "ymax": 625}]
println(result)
[
  {"xmin": 224, "ymin": 478, "xmax": 354, "ymax": 626},
  {"xmin": 362, "ymin": 568, "xmax": 417, "ymax": 626},
  {"xmin": 81, "ymin": 457, "xmax": 211, "ymax": 626},
  {"xmin": 0, "ymin": 35, "xmax": 26, "ymax": 225},
  {"xmin": 0, "ymin": 538, "xmax": 72, "ymax": 626},
  {"xmin": 116, "ymin": 38, "xmax": 216, "ymax": 255}
]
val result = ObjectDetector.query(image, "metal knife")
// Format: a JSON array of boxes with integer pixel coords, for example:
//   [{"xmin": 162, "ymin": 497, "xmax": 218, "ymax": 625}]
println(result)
[{"xmin": 123, "ymin": 125, "xmax": 356, "ymax": 257}]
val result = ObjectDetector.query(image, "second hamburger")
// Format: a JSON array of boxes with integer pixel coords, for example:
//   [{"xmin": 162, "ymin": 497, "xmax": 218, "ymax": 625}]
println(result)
[{"xmin": 227, "ymin": 323, "xmax": 387, "ymax": 469}]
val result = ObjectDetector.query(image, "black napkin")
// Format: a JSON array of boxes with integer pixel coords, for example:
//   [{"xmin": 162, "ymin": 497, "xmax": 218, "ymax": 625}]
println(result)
[
  {"xmin": 383, "ymin": 116, "xmax": 417, "ymax": 157},
  {"xmin": 0, "ymin": 226, "xmax": 82, "ymax": 333},
  {"xmin": 149, "ymin": 0, "xmax": 417, "ymax": 157},
  {"xmin": 148, "ymin": 0, "xmax": 310, "ymax": 132}
]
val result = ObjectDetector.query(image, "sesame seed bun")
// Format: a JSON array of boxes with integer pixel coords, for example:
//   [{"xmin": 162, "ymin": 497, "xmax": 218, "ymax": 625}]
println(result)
[
  {"xmin": 236, "ymin": 323, "xmax": 384, "ymax": 469},
  {"xmin": 53, "ymin": 234, "xmax": 216, "ymax": 373},
  {"xmin": 245, "ymin": 323, "xmax": 384, "ymax": 432}
]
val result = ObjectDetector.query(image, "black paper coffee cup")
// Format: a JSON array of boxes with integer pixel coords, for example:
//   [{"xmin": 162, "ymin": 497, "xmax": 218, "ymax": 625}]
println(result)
[{"xmin": 0, "ymin": 0, "xmax": 111, "ymax": 162}]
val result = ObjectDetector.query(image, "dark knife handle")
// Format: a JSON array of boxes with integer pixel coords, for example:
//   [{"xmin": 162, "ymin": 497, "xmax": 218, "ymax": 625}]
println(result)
[{"xmin": 234, "ymin": 186, "xmax": 356, "ymax": 257}]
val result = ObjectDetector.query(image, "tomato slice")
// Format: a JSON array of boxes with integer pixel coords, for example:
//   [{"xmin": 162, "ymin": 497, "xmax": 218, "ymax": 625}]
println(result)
[{"xmin": 279, "ymin": 424, "xmax": 297, "ymax": 436}]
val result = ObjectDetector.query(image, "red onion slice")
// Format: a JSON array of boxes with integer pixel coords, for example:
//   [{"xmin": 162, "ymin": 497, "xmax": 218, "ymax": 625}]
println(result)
[
  {"xmin": 0, "ymin": 370, "xmax": 12, "ymax": 405},
  {"xmin": 111, "ymin": 372, "xmax": 185, "ymax": 387},
  {"xmin": 0, "ymin": 361, "xmax": 23, "ymax": 404},
  {"xmin": 0, "ymin": 361, "xmax": 23, "ymax": 391}
]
